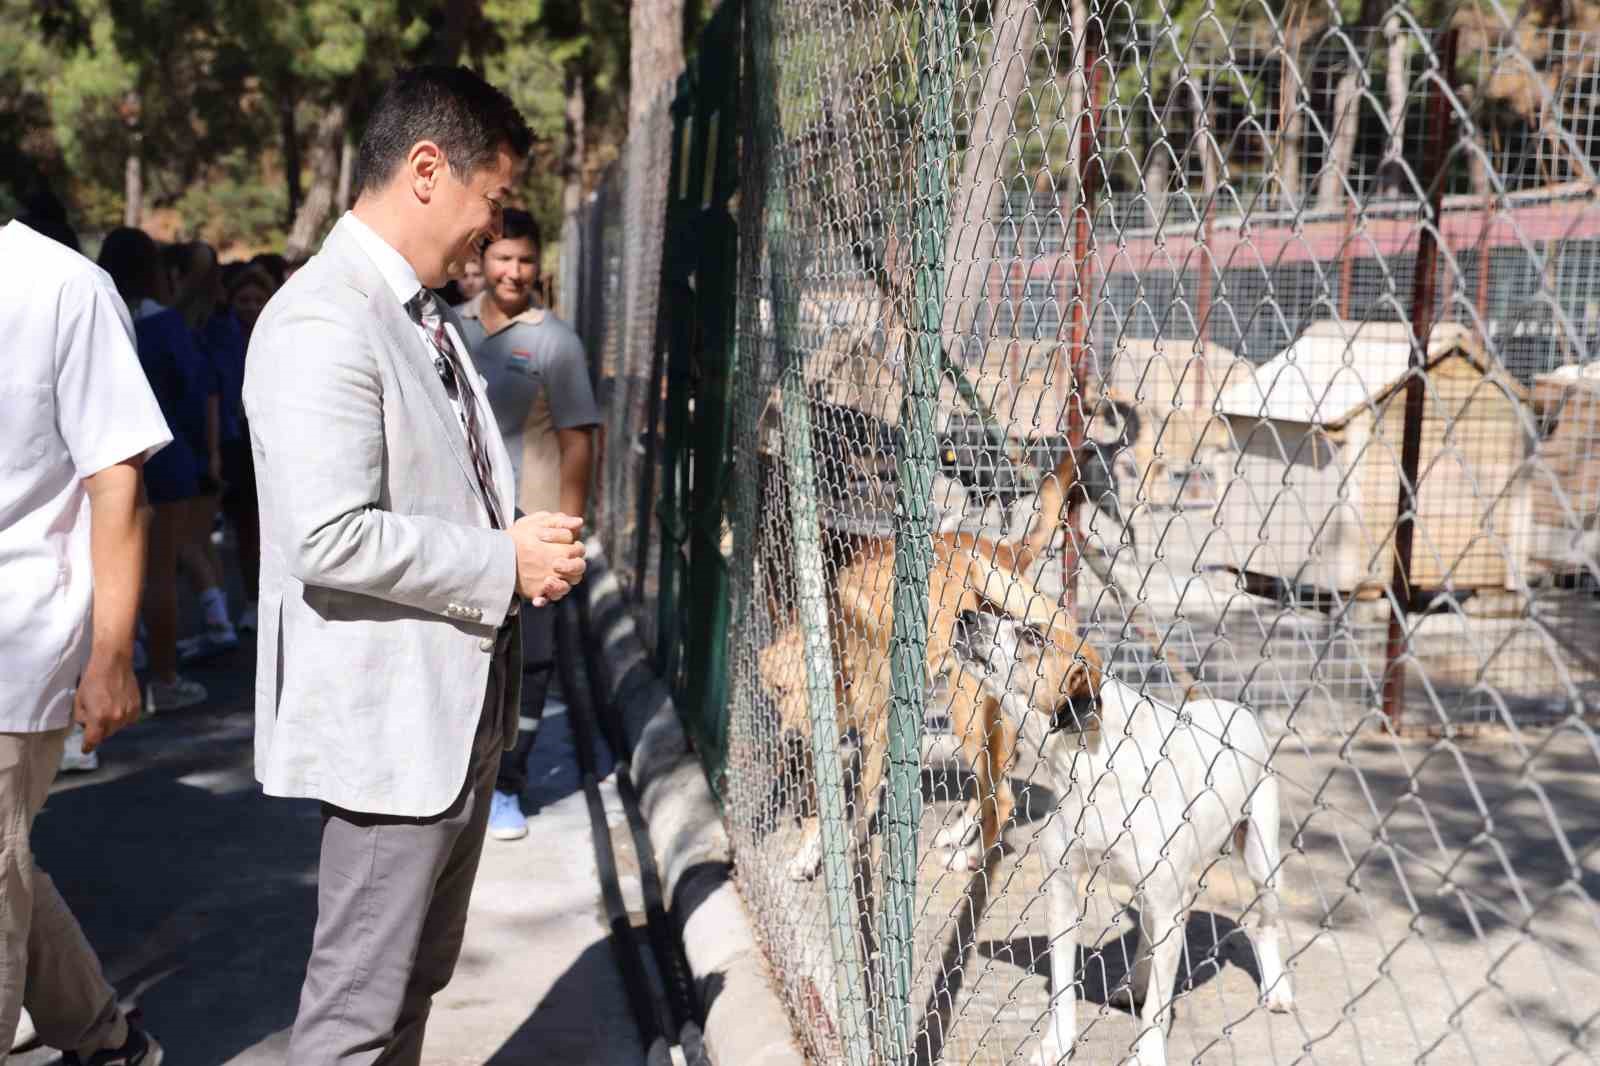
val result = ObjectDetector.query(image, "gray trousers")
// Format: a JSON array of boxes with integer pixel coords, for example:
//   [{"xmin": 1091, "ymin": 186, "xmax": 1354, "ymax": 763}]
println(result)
[{"xmin": 286, "ymin": 643, "xmax": 510, "ymax": 1065}]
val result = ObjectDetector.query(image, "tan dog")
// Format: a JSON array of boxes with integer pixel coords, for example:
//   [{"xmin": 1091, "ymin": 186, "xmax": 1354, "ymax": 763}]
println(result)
[{"xmin": 758, "ymin": 450, "xmax": 1105, "ymax": 879}]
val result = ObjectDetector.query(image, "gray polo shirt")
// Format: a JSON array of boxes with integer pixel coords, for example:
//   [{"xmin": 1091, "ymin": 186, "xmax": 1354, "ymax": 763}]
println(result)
[{"xmin": 455, "ymin": 294, "xmax": 600, "ymax": 515}]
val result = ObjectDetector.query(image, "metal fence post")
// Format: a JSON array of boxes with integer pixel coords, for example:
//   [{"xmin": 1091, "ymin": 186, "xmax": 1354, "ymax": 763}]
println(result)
[
  {"xmin": 1061, "ymin": 19, "xmax": 1105, "ymax": 614},
  {"xmin": 679, "ymin": 0, "xmax": 743, "ymax": 787},
  {"xmin": 751, "ymin": 4, "xmax": 873, "ymax": 1060},
  {"xmin": 878, "ymin": 2, "xmax": 955, "ymax": 1059},
  {"xmin": 1381, "ymin": 27, "xmax": 1458, "ymax": 727},
  {"xmin": 778, "ymin": 368, "xmax": 875, "ymax": 1066}
]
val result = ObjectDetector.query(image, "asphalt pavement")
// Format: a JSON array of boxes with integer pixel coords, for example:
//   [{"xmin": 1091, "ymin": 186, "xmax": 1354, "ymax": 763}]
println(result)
[{"xmin": 17, "ymin": 631, "xmax": 646, "ymax": 1066}]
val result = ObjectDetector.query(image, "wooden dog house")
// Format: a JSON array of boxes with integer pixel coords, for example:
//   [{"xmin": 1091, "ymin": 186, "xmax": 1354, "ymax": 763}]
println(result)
[{"xmin": 1213, "ymin": 320, "xmax": 1533, "ymax": 594}]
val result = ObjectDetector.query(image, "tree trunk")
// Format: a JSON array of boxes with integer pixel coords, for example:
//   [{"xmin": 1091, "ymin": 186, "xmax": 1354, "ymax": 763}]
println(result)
[
  {"xmin": 629, "ymin": 0, "xmax": 686, "ymax": 128},
  {"xmin": 1277, "ymin": 11, "xmax": 1308, "ymax": 212},
  {"xmin": 1316, "ymin": 56, "xmax": 1363, "ymax": 212},
  {"xmin": 940, "ymin": 0, "xmax": 1040, "ymax": 342},
  {"xmin": 284, "ymin": 99, "xmax": 348, "ymax": 260},
  {"xmin": 1380, "ymin": 12, "xmax": 1408, "ymax": 196},
  {"xmin": 1142, "ymin": 72, "xmax": 1172, "ymax": 229},
  {"xmin": 433, "ymin": 0, "xmax": 482, "ymax": 65},
  {"xmin": 336, "ymin": 128, "xmax": 355, "ymax": 214},
  {"xmin": 123, "ymin": 148, "xmax": 142, "ymax": 228},
  {"xmin": 280, "ymin": 86, "xmax": 302, "ymax": 226},
  {"xmin": 122, "ymin": 89, "xmax": 142, "ymax": 227},
  {"xmin": 1193, "ymin": 75, "xmax": 1220, "ymax": 212},
  {"xmin": 1064, "ymin": 0, "xmax": 1088, "ymax": 203},
  {"xmin": 562, "ymin": 66, "xmax": 587, "ymax": 219}
]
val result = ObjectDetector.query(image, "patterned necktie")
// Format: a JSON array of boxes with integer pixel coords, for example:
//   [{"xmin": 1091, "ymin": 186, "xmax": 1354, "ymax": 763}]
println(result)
[{"xmin": 405, "ymin": 289, "xmax": 505, "ymax": 530}]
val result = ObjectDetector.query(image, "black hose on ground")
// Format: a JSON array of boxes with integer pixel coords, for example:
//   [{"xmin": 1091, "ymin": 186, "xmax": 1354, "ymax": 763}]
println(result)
[
  {"xmin": 569, "ymin": 585, "xmax": 712, "ymax": 1066},
  {"xmin": 553, "ymin": 598, "xmax": 675, "ymax": 1066}
]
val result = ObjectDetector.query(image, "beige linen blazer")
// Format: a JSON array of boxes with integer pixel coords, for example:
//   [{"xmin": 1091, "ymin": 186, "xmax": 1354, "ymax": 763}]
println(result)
[{"xmin": 242, "ymin": 218, "xmax": 523, "ymax": 818}]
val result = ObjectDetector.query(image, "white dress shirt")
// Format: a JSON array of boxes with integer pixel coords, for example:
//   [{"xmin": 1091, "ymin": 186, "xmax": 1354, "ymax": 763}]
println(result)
[
  {"xmin": 0, "ymin": 221, "xmax": 173, "ymax": 732},
  {"xmin": 341, "ymin": 212, "xmax": 499, "ymax": 527}
]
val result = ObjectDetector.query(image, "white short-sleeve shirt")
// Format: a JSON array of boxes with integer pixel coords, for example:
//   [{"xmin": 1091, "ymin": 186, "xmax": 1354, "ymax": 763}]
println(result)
[{"xmin": 0, "ymin": 221, "xmax": 173, "ymax": 733}]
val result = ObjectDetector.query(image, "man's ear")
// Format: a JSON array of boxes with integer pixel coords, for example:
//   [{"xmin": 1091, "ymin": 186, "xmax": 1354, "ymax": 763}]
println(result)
[{"xmin": 408, "ymin": 140, "xmax": 447, "ymax": 202}]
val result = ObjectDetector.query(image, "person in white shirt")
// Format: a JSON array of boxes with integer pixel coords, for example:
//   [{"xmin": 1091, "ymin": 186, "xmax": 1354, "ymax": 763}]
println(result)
[{"xmin": 0, "ymin": 217, "xmax": 169, "ymax": 1063}]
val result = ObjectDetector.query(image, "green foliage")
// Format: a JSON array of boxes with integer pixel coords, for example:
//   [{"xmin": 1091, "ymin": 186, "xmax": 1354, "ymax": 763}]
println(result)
[
  {"xmin": 2, "ymin": 0, "xmax": 631, "ymax": 256},
  {"xmin": 175, "ymin": 149, "xmax": 288, "ymax": 250}
]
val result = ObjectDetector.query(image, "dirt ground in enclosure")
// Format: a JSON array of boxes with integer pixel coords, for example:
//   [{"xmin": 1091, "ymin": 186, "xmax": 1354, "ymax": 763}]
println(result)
[
  {"xmin": 730, "ymin": 721, "xmax": 1600, "ymax": 1066},
  {"xmin": 730, "ymin": 484, "xmax": 1599, "ymax": 1064}
]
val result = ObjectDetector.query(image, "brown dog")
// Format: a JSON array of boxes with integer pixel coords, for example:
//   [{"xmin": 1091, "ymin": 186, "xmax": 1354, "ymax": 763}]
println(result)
[{"xmin": 758, "ymin": 450, "xmax": 1105, "ymax": 879}]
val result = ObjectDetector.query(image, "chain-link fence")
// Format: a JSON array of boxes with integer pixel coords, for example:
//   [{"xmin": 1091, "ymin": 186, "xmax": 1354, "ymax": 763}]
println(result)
[
  {"xmin": 564, "ymin": 87, "xmax": 675, "ymax": 629},
  {"xmin": 567, "ymin": 2, "xmax": 1600, "ymax": 1063}
]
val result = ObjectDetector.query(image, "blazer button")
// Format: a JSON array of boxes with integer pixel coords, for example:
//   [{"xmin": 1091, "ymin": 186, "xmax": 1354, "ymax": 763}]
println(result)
[{"xmin": 479, "ymin": 637, "xmax": 496, "ymax": 652}]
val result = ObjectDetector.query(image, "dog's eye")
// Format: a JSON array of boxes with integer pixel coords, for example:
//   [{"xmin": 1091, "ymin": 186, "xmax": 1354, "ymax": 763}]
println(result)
[{"xmin": 1019, "ymin": 624, "xmax": 1046, "ymax": 646}]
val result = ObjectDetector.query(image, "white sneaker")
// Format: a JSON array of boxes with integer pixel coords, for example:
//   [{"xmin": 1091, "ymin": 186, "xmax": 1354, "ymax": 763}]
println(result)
[
  {"xmin": 238, "ymin": 602, "xmax": 259, "ymax": 632},
  {"xmin": 60, "ymin": 725, "xmax": 100, "ymax": 773},
  {"xmin": 177, "ymin": 622, "xmax": 239, "ymax": 664},
  {"xmin": 11, "ymin": 1006, "xmax": 36, "ymax": 1050},
  {"xmin": 145, "ymin": 676, "xmax": 207, "ymax": 714}
]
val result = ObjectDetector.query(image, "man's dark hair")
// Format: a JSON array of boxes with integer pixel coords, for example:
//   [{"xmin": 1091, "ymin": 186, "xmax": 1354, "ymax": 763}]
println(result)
[
  {"xmin": 17, "ymin": 187, "xmax": 79, "ymax": 252},
  {"xmin": 487, "ymin": 208, "xmax": 540, "ymax": 253},
  {"xmin": 97, "ymin": 227, "xmax": 162, "ymax": 302},
  {"xmin": 356, "ymin": 66, "xmax": 532, "ymax": 195},
  {"xmin": 250, "ymin": 252, "xmax": 289, "ymax": 287}
]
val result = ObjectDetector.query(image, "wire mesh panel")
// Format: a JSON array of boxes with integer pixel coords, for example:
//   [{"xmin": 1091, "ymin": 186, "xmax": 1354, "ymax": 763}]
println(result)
[
  {"xmin": 571, "ymin": 1, "xmax": 1600, "ymax": 1063},
  {"xmin": 584, "ymin": 87, "xmax": 675, "ymax": 623}
]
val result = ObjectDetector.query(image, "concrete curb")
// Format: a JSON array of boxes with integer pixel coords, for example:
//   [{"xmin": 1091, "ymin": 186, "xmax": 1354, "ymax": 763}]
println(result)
[{"xmin": 583, "ymin": 550, "xmax": 806, "ymax": 1066}]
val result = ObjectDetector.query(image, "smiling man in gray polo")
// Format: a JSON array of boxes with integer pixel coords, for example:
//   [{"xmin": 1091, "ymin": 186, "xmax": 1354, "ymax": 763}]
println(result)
[{"xmin": 455, "ymin": 208, "xmax": 599, "ymax": 841}]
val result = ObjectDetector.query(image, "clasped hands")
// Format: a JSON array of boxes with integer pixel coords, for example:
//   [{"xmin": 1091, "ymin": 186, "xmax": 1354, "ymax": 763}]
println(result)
[{"xmin": 512, "ymin": 512, "xmax": 588, "ymax": 607}]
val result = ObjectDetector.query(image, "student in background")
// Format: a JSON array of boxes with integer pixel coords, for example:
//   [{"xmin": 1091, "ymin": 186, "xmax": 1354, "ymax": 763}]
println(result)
[
  {"xmin": 457, "ymin": 208, "xmax": 600, "ymax": 842},
  {"xmin": 97, "ymin": 228, "xmax": 210, "ymax": 714},
  {"xmin": 167, "ymin": 241, "xmax": 243, "ymax": 653},
  {"xmin": 218, "ymin": 264, "xmax": 277, "ymax": 625}
]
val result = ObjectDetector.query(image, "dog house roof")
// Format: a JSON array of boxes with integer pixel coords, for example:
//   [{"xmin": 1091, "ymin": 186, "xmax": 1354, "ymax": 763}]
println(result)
[{"xmin": 1213, "ymin": 320, "xmax": 1520, "ymax": 430}]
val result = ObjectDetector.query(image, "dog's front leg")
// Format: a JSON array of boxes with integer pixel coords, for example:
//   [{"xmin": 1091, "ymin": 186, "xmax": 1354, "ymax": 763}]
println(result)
[{"xmin": 1036, "ymin": 831, "xmax": 1077, "ymax": 1065}]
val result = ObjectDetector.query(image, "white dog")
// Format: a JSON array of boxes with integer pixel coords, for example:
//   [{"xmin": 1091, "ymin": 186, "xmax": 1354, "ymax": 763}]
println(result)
[{"xmin": 954, "ymin": 611, "xmax": 1294, "ymax": 1066}]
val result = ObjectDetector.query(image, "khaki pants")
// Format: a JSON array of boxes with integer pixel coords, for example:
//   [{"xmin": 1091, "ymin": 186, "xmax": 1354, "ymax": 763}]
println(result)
[{"xmin": 0, "ymin": 728, "xmax": 125, "ymax": 1056}]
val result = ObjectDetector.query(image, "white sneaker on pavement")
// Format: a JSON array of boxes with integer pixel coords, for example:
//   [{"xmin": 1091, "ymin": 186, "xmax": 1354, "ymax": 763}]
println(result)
[
  {"xmin": 177, "ymin": 621, "xmax": 239, "ymax": 664},
  {"xmin": 59, "ymin": 725, "xmax": 100, "ymax": 773},
  {"xmin": 12, "ymin": 1007, "xmax": 37, "ymax": 1050},
  {"xmin": 145, "ymin": 676, "xmax": 207, "ymax": 715}
]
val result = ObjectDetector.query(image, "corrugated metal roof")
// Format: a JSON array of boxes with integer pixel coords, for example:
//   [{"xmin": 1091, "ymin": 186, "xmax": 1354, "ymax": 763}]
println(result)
[{"xmin": 1213, "ymin": 320, "xmax": 1511, "ymax": 428}]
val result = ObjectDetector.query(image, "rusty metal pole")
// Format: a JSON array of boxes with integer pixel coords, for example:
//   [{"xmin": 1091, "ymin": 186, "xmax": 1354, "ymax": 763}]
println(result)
[
  {"xmin": 1381, "ymin": 27, "xmax": 1458, "ymax": 727},
  {"xmin": 1061, "ymin": 20, "xmax": 1103, "ymax": 612},
  {"xmin": 1339, "ymin": 200, "xmax": 1357, "ymax": 318}
]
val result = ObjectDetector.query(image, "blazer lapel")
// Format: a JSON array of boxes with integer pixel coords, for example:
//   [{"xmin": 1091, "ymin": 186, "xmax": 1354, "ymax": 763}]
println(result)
[
  {"xmin": 320, "ymin": 219, "xmax": 501, "ymax": 524},
  {"xmin": 367, "ymin": 291, "xmax": 485, "ymax": 509}
]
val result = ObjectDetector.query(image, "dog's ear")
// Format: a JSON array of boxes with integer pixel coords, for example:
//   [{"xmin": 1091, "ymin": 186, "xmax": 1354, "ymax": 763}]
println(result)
[{"xmin": 1066, "ymin": 638, "xmax": 1104, "ymax": 702}]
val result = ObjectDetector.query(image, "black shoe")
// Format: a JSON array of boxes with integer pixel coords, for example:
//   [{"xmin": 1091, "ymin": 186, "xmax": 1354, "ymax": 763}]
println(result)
[{"xmin": 63, "ymin": 1025, "xmax": 163, "ymax": 1065}]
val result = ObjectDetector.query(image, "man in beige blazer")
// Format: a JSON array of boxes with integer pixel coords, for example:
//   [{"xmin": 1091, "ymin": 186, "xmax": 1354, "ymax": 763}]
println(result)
[{"xmin": 241, "ymin": 66, "xmax": 586, "ymax": 1064}]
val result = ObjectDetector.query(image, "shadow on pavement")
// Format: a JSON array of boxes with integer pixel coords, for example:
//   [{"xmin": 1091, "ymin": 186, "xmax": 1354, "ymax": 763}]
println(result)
[
  {"xmin": 480, "ymin": 940, "xmax": 642, "ymax": 1065},
  {"xmin": 22, "ymin": 643, "xmax": 320, "ymax": 1066}
]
